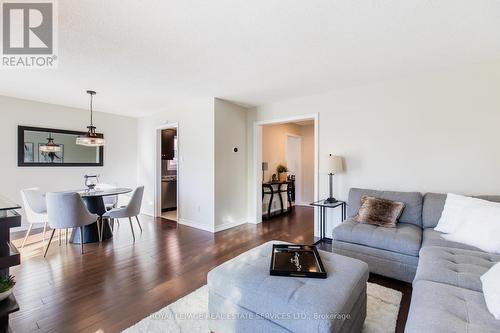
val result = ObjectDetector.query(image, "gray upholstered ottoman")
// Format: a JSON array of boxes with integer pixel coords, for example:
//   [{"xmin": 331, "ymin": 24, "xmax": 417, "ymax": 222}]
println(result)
[{"xmin": 207, "ymin": 241, "xmax": 369, "ymax": 333}]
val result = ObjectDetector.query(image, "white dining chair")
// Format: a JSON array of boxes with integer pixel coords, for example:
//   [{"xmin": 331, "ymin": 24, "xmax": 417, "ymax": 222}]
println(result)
[
  {"xmin": 20, "ymin": 188, "xmax": 49, "ymax": 248},
  {"xmin": 44, "ymin": 192, "xmax": 98, "ymax": 257},
  {"xmin": 102, "ymin": 186, "xmax": 144, "ymax": 242}
]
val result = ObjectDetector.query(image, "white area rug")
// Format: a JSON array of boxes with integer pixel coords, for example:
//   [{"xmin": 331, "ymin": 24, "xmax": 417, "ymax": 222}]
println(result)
[{"xmin": 124, "ymin": 282, "xmax": 402, "ymax": 333}]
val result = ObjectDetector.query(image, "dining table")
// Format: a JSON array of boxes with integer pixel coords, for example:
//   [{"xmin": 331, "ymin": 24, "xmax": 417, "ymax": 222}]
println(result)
[{"xmin": 70, "ymin": 187, "xmax": 133, "ymax": 244}]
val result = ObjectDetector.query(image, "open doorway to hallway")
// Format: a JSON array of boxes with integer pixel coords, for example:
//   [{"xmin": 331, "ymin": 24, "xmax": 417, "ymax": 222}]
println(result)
[
  {"xmin": 260, "ymin": 119, "xmax": 315, "ymax": 221},
  {"xmin": 155, "ymin": 124, "xmax": 178, "ymax": 223}
]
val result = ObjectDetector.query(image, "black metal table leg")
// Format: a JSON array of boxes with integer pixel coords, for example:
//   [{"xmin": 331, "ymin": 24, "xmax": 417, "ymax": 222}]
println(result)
[
  {"xmin": 70, "ymin": 196, "xmax": 113, "ymax": 244},
  {"xmin": 322, "ymin": 207, "xmax": 327, "ymax": 239},
  {"xmin": 277, "ymin": 184, "xmax": 284, "ymax": 214},
  {"xmin": 268, "ymin": 190, "xmax": 274, "ymax": 219}
]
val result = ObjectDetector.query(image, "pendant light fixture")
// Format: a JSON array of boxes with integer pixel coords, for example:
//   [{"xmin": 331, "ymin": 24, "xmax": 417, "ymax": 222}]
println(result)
[
  {"xmin": 76, "ymin": 90, "xmax": 105, "ymax": 147},
  {"xmin": 39, "ymin": 133, "xmax": 61, "ymax": 152}
]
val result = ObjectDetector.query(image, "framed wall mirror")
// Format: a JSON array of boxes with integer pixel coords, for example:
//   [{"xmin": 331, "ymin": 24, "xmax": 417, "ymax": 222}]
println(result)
[{"xmin": 18, "ymin": 126, "xmax": 104, "ymax": 167}]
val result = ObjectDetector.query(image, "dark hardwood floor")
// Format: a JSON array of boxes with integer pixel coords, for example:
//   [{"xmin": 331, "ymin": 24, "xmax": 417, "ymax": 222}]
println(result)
[{"xmin": 10, "ymin": 207, "xmax": 411, "ymax": 333}]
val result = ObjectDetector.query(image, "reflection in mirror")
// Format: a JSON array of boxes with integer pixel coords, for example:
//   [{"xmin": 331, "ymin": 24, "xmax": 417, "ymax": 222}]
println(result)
[{"xmin": 18, "ymin": 126, "xmax": 104, "ymax": 166}]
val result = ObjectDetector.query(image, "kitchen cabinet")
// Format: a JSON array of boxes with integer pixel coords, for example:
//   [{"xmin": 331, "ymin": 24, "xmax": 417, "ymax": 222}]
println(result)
[
  {"xmin": 162, "ymin": 178, "xmax": 177, "ymax": 210},
  {"xmin": 161, "ymin": 129, "xmax": 175, "ymax": 160}
]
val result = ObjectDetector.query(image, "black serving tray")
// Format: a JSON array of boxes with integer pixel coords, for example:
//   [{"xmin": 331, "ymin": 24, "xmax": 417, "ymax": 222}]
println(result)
[{"xmin": 270, "ymin": 244, "xmax": 327, "ymax": 279}]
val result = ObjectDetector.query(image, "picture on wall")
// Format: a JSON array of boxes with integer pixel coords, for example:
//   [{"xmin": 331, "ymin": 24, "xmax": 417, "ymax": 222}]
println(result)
[
  {"xmin": 38, "ymin": 143, "xmax": 64, "ymax": 163},
  {"xmin": 23, "ymin": 142, "xmax": 34, "ymax": 162}
]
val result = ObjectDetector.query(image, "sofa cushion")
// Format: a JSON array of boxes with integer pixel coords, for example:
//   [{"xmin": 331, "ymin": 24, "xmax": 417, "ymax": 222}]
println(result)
[
  {"xmin": 414, "ymin": 246, "xmax": 500, "ymax": 292},
  {"xmin": 332, "ymin": 219, "xmax": 422, "ymax": 257},
  {"xmin": 422, "ymin": 228, "xmax": 482, "ymax": 251},
  {"xmin": 423, "ymin": 192, "xmax": 500, "ymax": 229},
  {"xmin": 332, "ymin": 240, "xmax": 418, "ymax": 283},
  {"xmin": 347, "ymin": 188, "xmax": 423, "ymax": 227},
  {"xmin": 405, "ymin": 280, "xmax": 500, "ymax": 333}
]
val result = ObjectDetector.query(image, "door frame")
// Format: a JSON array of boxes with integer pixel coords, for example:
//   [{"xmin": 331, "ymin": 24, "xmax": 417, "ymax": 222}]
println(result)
[
  {"xmin": 286, "ymin": 133, "xmax": 302, "ymax": 206},
  {"xmin": 154, "ymin": 123, "xmax": 179, "ymax": 220},
  {"xmin": 252, "ymin": 113, "xmax": 319, "ymax": 236}
]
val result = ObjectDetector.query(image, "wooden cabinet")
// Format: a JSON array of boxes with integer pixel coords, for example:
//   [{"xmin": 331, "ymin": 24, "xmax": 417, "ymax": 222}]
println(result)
[
  {"xmin": 0, "ymin": 199, "xmax": 21, "ymax": 333},
  {"xmin": 161, "ymin": 129, "xmax": 175, "ymax": 160}
]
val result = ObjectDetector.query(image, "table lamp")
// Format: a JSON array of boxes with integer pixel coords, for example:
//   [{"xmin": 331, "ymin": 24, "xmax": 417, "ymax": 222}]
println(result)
[{"xmin": 325, "ymin": 154, "xmax": 343, "ymax": 204}]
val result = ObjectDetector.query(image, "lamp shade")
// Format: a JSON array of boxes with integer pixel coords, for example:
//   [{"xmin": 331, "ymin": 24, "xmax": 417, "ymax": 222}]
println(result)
[
  {"xmin": 39, "ymin": 134, "xmax": 61, "ymax": 152},
  {"xmin": 262, "ymin": 162, "xmax": 268, "ymax": 171},
  {"xmin": 327, "ymin": 154, "xmax": 343, "ymax": 174}
]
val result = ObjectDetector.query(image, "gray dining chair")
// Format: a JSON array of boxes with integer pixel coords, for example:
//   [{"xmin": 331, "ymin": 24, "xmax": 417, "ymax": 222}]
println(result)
[
  {"xmin": 44, "ymin": 192, "xmax": 98, "ymax": 257},
  {"xmin": 102, "ymin": 186, "xmax": 144, "ymax": 242},
  {"xmin": 20, "ymin": 188, "xmax": 49, "ymax": 248}
]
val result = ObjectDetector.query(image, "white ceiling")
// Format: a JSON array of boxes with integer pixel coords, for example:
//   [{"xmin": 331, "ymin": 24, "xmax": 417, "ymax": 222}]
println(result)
[{"xmin": 1, "ymin": 0, "xmax": 500, "ymax": 117}]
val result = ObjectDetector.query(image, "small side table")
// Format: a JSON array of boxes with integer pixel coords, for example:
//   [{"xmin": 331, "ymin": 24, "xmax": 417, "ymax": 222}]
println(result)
[{"xmin": 310, "ymin": 200, "xmax": 347, "ymax": 244}]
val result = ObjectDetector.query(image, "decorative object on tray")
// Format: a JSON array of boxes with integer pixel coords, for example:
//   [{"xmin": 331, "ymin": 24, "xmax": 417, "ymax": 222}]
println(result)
[
  {"xmin": 354, "ymin": 195, "xmax": 405, "ymax": 228},
  {"xmin": 270, "ymin": 244, "xmax": 327, "ymax": 278},
  {"xmin": 84, "ymin": 174, "xmax": 100, "ymax": 192},
  {"xmin": 276, "ymin": 164, "xmax": 288, "ymax": 182},
  {"xmin": 324, "ymin": 154, "xmax": 344, "ymax": 204},
  {"xmin": 0, "ymin": 276, "xmax": 15, "ymax": 302}
]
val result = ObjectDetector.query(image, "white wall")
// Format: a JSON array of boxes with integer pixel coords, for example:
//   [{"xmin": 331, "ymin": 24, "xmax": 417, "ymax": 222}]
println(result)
[
  {"xmin": 136, "ymin": 97, "xmax": 215, "ymax": 232},
  {"xmin": 262, "ymin": 123, "xmax": 301, "ymax": 180},
  {"xmin": 251, "ymin": 61, "xmax": 500, "ymax": 234},
  {"xmin": 214, "ymin": 99, "xmax": 249, "ymax": 231},
  {"xmin": 0, "ymin": 95, "xmax": 138, "ymax": 228}
]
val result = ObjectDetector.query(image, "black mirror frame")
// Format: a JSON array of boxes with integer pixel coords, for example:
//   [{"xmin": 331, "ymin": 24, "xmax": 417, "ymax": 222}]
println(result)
[{"xmin": 18, "ymin": 125, "xmax": 104, "ymax": 167}]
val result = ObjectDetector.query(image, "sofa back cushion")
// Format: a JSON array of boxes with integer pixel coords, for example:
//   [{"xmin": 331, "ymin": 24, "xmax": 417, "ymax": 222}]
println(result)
[
  {"xmin": 422, "ymin": 193, "xmax": 500, "ymax": 229},
  {"xmin": 347, "ymin": 188, "xmax": 423, "ymax": 227}
]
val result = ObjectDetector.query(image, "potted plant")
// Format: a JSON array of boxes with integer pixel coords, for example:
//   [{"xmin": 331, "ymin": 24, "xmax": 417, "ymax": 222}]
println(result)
[
  {"xmin": 276, "ymin": 164, "xmax": 289, "ymax": 182},
  {"xmin": 0, "ymin": 275, "xmax": 15, "ymax": 302}
]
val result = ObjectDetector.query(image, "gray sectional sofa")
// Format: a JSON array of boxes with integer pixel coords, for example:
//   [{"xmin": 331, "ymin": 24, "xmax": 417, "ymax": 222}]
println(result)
[
  {"xmin": 332, "ymin": 188, "xmax": 423, "ymax": 283},
  {"xmin": 331, "ymin": 188, "xmax": 500, "ymax": 332}
]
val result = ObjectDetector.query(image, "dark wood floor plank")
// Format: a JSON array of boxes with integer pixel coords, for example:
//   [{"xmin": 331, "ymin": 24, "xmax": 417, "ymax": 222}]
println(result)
[{"xmin": 10, "ymin": 207, "xmax": 410, "ymax": 333}]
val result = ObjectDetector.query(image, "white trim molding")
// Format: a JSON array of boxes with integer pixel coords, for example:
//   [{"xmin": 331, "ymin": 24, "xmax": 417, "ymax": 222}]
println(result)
[
  {"xmin": 214, "ymin": 219, "xmax": 248, "ymax": 233},
  {"xmin": 178, "ymin": 218, "xmax": 214, "ymax": 233}
]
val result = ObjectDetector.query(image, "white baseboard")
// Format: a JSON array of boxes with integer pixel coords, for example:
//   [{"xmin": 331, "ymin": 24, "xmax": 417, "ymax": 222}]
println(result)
[
  {"xmin": 178, "ymin": 218, "xmax": 214, "ymax": 233},
  {"xmin": 214, "ymin": 218, "xmax": 248, "ymax": 233}
]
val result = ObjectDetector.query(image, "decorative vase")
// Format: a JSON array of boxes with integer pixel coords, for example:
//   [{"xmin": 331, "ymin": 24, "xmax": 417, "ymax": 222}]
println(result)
[
  {"xmin": 0, "ymin": 288, "xmax": 13, "ymax": 302},
  {"xmin": 278, "ymin": 172, "xmax": 288, "ymax": 182}
]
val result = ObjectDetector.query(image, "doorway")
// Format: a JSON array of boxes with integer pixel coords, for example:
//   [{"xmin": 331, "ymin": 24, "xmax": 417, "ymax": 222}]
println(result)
[
  {"xmin": 155, "ymin": 123, "xmax": 179, "ymax": 222},
  {"xmin": 255, "ymin": 114, "xmax": 318, "ymax": 236}
]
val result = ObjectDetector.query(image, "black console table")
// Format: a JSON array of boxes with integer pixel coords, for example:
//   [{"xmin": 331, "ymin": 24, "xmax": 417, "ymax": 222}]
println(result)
[
  {"xmin": 0, "ymin": 197, "xmax": 21, "ymax": 333},
  {"xmin": 310, "ymin": 200, "xmax": 346, "ymax": 244},
  {"xmin": 262, "ymin": 181, "xmax": 294, "ymax": 219}
]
